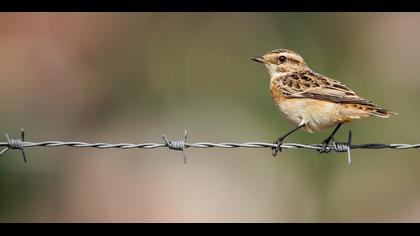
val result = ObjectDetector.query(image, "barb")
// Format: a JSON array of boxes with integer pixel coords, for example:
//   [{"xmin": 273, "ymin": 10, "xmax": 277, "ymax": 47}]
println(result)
[
  {"xmin": 331, "ymin": 131, "xmax": 352, "ymax": 166},
  {"xmin": 0, "ymin": 128, "xmax": 27, "ymax": 163},
  {"xmin": 162, "ymin": 130, "xmax": 188, "ymax": 165},
  {"xmin": 0, "ymin": 129, "xmax": 419, "ymax": 165}
]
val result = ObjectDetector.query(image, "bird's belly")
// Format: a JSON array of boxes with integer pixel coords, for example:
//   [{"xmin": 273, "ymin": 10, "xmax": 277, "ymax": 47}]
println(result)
[{"xmin": 275, "ymin": 98, "xmax": 344, "ymax": 132}]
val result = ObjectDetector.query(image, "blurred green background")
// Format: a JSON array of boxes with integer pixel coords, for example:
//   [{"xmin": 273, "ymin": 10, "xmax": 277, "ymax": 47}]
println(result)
[{"xmin": 0, "ymin": 13, "xmax": 419, "ymax": 222}]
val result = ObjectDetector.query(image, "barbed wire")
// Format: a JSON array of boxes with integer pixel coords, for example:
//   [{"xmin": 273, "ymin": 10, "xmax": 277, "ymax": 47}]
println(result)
[{"xmin": 0, "ymin": 129, "xmax": 419, "ymax": 166}]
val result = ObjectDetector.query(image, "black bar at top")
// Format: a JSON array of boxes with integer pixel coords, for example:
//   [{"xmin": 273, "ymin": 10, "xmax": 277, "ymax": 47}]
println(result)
[{"xmin": 2, "ymin": 0, "xmax": 420, "ymax": 12}]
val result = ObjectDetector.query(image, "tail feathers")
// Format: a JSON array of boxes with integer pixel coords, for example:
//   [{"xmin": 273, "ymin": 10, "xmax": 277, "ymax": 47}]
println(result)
[{"xmin": 370, "ymin": 107, "xmax": 398, "ymax": 118}]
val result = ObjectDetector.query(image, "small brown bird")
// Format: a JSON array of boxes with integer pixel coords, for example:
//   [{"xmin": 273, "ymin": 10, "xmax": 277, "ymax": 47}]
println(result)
[{"xmin": 252, "ymin": 49, "xmax": 396, "ymax": 156}]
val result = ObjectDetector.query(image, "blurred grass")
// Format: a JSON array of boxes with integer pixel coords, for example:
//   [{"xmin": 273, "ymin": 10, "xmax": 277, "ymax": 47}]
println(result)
[{"xmin": 0, "ymin": 13, "xmax": 419, "ymax": 222}]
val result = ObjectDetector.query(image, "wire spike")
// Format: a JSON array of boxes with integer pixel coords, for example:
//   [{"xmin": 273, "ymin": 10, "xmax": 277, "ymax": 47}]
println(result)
[
  {"xmin": 0, "ymin": 147, "xmax": 9, "ymax": 156},
  {"xmin": 347, "ymin": 131, "xmax": 352, "ymax": 167},
  {"xmin": 21, "ymin": 129, "xmax": 27, "ymax": 163},
  {"xmin": 183, "ymin": 130, "xmax": 188, "ymax": 165},
  {"xmin": 0, "ymin": 129, "xmax": 27, "ymax": 163},
  {"xmin": 162, "ymin": 130, "xmax": 188, "ymax": 165}
]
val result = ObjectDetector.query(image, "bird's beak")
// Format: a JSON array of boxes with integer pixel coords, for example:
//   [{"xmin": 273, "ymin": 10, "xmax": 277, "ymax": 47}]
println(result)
[{"xmin": 251, "ymin": 56, "xmax": 265, "ymax": 64}]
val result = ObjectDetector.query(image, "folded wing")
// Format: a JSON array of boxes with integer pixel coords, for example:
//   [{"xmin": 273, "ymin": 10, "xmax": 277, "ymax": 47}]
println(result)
[{"xmin": 277, "ymin": 69, "xmax": 376, "ymax": 106}]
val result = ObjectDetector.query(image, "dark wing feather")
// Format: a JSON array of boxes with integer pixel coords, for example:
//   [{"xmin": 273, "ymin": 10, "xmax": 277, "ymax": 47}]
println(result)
[{"xmin": 276, "ymin": 69, "xmax": 376, "ymax": 106}]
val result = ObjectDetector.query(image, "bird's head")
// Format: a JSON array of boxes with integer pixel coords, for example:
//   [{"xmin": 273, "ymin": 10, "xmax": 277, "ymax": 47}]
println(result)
[{"xmin": 252, "ymin": 49, "xmax": 307, "ymax": 77}]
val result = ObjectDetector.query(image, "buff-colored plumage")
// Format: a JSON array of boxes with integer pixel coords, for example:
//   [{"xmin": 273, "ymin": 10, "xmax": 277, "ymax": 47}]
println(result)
[{"xmin": 253, "ymin": 49, "xmax": 396, "ymax": 133}]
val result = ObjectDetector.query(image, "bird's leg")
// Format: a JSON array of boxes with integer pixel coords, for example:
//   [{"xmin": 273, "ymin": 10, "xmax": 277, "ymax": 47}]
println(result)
[
  {"xmin": 319, "ymin": 123, "xmax": 342, "ymax": 154},
  {"xmin": 272, "ymin": 124, "xmax": 305, "ymax": 156}
]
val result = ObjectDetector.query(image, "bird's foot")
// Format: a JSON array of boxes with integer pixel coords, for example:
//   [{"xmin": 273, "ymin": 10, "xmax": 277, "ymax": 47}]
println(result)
[
  {"xmin": 319, "ymin": 136, "xmax": 334, "ymax": 154},
  {"xmin": 272, "ymin": 137, "xmax": 285, "ymax": 156}
]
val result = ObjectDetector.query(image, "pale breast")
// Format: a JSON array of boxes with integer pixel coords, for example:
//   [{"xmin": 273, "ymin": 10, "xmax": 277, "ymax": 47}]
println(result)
[
  {"xmin": 270, "ymin": 80, "xmax": 304, "ymax": 127},
  {"xmin": 270, "ymin": 80, "xmax": 365, "ymax": 132}
]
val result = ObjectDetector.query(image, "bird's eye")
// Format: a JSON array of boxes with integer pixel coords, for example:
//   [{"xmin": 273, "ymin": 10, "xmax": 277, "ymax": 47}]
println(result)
[{"xmin": 279, "ymin": 55, "xmax": 286, "ymax": 63}]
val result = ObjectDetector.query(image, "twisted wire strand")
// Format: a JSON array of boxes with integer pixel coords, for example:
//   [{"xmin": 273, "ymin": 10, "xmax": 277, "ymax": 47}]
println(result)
[
  {"xmin": 0, "ymin": 141, "xmax": 419, "ymax": 150},
  {"xmin": 0, "ymin": 129, "xmax": 419, "ymax": 166}
]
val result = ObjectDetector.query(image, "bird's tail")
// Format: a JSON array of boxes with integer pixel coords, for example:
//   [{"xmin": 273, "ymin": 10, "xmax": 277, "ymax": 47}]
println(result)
[{"xmin": 369, "ymin": 107, "xmax": 398, "ymax": 118}]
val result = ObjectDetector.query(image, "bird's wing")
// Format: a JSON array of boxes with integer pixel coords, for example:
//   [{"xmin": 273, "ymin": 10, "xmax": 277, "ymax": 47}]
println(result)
[{"xmin": 276, "ymin": 69, "xmax": 376, "ymax": 106}]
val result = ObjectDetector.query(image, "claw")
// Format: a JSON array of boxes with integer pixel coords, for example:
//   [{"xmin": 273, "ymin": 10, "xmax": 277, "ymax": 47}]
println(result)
[
  {"xmin": 319, "ymin": 123, "xmax": 342, "ymax": 154},
  {"xmin": 319, "ymin": 137, "xmax": 333, "ymax": 154},
  {"xmin": 271, "ymin": 124, "xmax": 305, "ymax": 157},
  {"xmin": 272, "ymin": 139, "xmax": 284, "ymax": 156},
  {"xmin": 318, "ymin": 146, "xmax": 328, "ymax": 154}
]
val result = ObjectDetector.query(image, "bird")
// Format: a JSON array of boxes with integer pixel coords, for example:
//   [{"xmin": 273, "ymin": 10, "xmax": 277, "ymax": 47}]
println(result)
[{"xmin": 252, "ymin": 49, "xmax": 397, "ymax": 156}]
